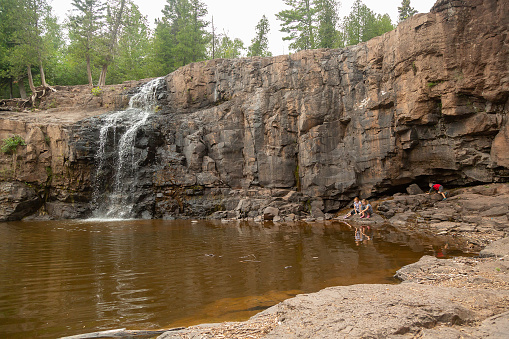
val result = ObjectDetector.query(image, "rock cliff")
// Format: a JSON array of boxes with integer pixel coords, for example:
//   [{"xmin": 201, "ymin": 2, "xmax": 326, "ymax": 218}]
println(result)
[
  {"xmin": 0, "ymin": 0, "xmax": 507, "ymax": 220},
  {"xmin": 150, "ymin": 0, "xmax": 508, "ymax": 218}
]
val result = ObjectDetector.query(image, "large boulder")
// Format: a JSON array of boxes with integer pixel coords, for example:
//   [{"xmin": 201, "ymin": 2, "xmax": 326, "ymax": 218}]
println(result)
[
  {"xmin": 480, "ymin": 237, "xmax": 509, "ymax": 258},
  {"xmin": 406, "ymin": 184, "xmax": 424, "ymax": 195},
  {"xmin": 0, "ymin": 182, "xmax": 41, "ymax": 220}
]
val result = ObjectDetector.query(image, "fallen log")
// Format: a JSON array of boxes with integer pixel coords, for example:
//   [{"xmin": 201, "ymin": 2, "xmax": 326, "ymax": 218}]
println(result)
[
  {"xmin": 0, "ymin": 85, "xmax": 58, "ymax": 110},
  {"xmin": 59, "ymin": 327, "xmax": 185, "ymax": 339}
]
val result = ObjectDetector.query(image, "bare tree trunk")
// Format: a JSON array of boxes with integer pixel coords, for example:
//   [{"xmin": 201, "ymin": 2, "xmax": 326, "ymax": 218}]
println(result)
[
  {"xmin": 110, "ymin": 0, "xmax": 126, "ymax": 51},
  {"xmin": 98, "ymin": 64, "xmax": 108, "ymax": 87},
  {"xmin": 9, "ymin": 77, "xmax": 13, "ymax": 99},
  {"xmin": 212, "ymin": 16, "xmax": 215, "ymax": 59},
  {"xmin": 18, "ymin": 78, "xmax": 27, "ymax": 99},
  {"xmin": 39, "ymin": 63, "xmax": 48, "ymax": 87},
  {"xmin": 59, "ymin": 327, "xmax": 184, "ymax": 339},
  {"xmin": 98, "ymin": 0, "xmax": 125, "ymax": 87},
  {"xmin": 86, "ymin": 54, "xmax": 93, "ymax": 86},
  {"xmin": 27, "ymin": 65, "xmax": 36, "ymax": 94}
]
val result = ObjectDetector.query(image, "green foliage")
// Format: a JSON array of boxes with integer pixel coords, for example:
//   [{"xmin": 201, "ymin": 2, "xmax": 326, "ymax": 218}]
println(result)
[
  {"xmin": 215, "ymin": 33, "xmax": 245, "ymax": 59},
  {"xmin": 39, "ymin": 12, "xmax": 65, "ymax": 84},
  {"xmin": 343, "ymin": 0, "xmax": 394, "ymax": 46},
  {"xmin": 45, "ymin": 166, "xmax": 52, "ymax": 178},
  {"xmin": 91, "ymin": 87, "xmax": 102, "ymax": 96},
  {"xmin": 107, "ymin": 2, "xmax": 157, "ymax": 83},
  {"xmin": 0, "ymin": 0, "xmax": 52, "ymax": 96},
  {"xmin": 427, "ymin": 80, "xmax": 444, "ymax": 88},
  {"xmin": 294, "ymin": 164, "xmax": 301, "ymax": 190},
  {"xmin": 0, "ymin": 0, "xmax": 16, "ymax": 96},
  {"xmin": 152, "ymin": 0, "xmax": 210, "ymax": 74},
  {"xmin": 398, "ymin": 0, "xmax": 417, "ymax": 22},
  {"xmin": 247, "ymin": 15, "xmax": 272, "ymax": 57},
  {"xmin": 96, "ymin": 0, "xmax": 128, "ymax": 86},
  {"xmin": 276, "ymin": 0, "xmax": 318, "ymax": 51},
  {"xmin": 316, "ymin": 0, "xmax": 341, "ymax": 48},
  {"xmin": 48, "ymin": 100, "xmax": 57, "ymax": 108},
  {"xmin": 67, "ymin": 0, "xmax": 106, "ymax": 85},
  {"xmin": 0, "ymin": 0, "xmax": 405, "ymax": 98},
  {"xmin": 1, "ymin": 135, "xmax": 26, "ymax": 154}
]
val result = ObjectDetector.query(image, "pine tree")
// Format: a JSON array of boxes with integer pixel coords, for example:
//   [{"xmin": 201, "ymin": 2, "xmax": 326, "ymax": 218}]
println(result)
[
  {"xmin": 152, "ymin": 19, "xmax": 176, "ymax": 75},
  {"xmin": 188, "ymin": 0, "xmax": 210, "ymax": 63},
  {"xmin": 398, "ymin": 0, "xmax": 417, "ymax": 22},
  {"xmin": 316, "ymin": 0, "xmax": 340, "ymax": 49},
  {"xmin": 343, "ymin": 0, "xmax": 393, "ymax": 46},
  {"xmin": 210, "ymin": 16, "xmax": 218, "ymax": 59},
  {"xmin": 97, "ymin": 0, "xmax": 126, "ymax": 86},
  {"xmin": 276, "ymin": 0, "xmax": 318, "ymax": 52},
  {"xmin": 0, "ymin": 0, "xmax": 17, "ymax": 98},
  {"xmin": 372, "ymin": 14, "xmax": 394, "ymax": 37},
  {"xmin": 152, "ymin": 0, "xmax": 209, "ymax": 74},
  {"xmin": 68, "ymin": 0, "xmax": 106, "ymax": 86},
  {"xmin": 247, "ymin": 15, "xmax": 272, "ymax": 57},
  {"xmin": 343, "ymin": 0, "xmax": 365, "ymax": 46},
  {"xmin": 39, "ymin": 11, "xmax": 65, "ymax": 87}
]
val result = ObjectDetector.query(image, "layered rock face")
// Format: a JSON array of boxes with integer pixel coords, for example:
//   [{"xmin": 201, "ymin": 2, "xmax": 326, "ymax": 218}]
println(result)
[
  {"xmin": 0, "ymin": 0, "xmax": 507, "ymax": 220},
  {"xmin": 150, "ymin": 0, "xmax": 508, "ymax": 217}
]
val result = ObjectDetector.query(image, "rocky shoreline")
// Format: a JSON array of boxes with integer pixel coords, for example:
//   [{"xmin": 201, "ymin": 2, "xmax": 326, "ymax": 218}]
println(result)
[
  {"xmin": 213, "ymin": 183, "xmax": 509, "ymax": 252},
  {"xmin": 155, "ymin": 184, "xmax": 509, "ymax": 338}
]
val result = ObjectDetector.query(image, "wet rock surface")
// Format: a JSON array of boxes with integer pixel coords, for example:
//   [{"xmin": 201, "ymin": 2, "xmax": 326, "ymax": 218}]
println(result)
[
  {"xmin": 378, "ymin": 183, "xmax": 509, "ymax": 251},
  {"xmin": 0, "ymin": 0, "xmax": 507, "ymax": 221},
  {"xmin": 0, "ymin": 79, "xmax": 152, "ymax": 220},
  {"xmin": 0, "ymin": 182, "xmax": 41, "ymax": 220}
]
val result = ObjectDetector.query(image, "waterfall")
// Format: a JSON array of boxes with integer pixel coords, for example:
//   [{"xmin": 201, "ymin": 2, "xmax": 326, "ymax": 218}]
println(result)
[{"xmin": 91, "ymin": 78, "xmax": 164, "ymax": 219}]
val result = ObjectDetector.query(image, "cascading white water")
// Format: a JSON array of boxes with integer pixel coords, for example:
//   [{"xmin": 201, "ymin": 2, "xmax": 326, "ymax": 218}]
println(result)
[{"xmin": 91, "ymin": 78, "xmax": 164, "ymax": 219}]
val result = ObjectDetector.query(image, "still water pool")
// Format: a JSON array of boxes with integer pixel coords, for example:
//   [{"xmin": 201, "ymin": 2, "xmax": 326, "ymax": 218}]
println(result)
[{"xmin": 0, "ymin": 219, "xmax": 455, "ymax": 338}]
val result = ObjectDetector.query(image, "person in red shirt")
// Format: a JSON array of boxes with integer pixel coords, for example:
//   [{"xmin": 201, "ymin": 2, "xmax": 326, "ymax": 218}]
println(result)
[{"xmin": 427, "ymin": 183, "xmax": 447, "ymax": 200}]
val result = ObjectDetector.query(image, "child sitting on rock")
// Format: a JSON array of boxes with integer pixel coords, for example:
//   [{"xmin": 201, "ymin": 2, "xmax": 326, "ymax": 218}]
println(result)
[
  {"xmin": 344, "ymin": 197, "xmax": 362, "ymax": 219},
  {"xmin": 359, "ymin": 199, "xmax": 373, "ymax": 218},
  {"xmin": 427, "ymin": 183, "xmax": 447, "ymax": 200}
]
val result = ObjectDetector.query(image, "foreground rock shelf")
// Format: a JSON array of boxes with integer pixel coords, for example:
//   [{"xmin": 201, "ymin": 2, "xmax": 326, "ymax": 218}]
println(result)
[{"xmin": 159, "ymin": 238, "xmax": 509, "ymax": 339}]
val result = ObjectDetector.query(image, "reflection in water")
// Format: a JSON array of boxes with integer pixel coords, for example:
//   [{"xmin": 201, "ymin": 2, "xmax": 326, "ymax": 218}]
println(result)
[
  {"xmin": 345, "ymin": 222, "xmax": 373, "ymax": 246},
  {"xmin": 431, "ymin": 243, "xmax": 449, "ymax": 258},
  {"xmin": 0, "ymin": 220, "xmax": 459, "ymax": 338}
]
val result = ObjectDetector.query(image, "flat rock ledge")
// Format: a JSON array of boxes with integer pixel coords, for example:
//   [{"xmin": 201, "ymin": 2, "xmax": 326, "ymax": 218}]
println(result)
[{"xmin": 159, "ymin": 237, "xmax": 509, "ymax": 339}]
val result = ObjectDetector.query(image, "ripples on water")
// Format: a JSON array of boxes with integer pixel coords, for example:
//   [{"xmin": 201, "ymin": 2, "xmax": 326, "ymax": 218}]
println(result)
[{"xmin": 0, "ymin": 220, "xmax": 458, "ymax": 338}]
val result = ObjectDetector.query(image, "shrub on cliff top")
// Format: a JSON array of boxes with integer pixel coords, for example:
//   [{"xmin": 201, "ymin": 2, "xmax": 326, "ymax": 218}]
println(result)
[
  {"xmin": 1, "ymin": 135, "xmax": 26, "ymax": 154},
  {"xmin": 91, "ymin": 87, "xmax": 102, "ymax": 96}
]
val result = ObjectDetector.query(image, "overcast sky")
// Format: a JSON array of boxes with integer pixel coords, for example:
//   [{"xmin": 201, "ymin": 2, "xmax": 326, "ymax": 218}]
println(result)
[{"xmin": 50, "ymin": 0, "xmax": 437, "ymax": 56}]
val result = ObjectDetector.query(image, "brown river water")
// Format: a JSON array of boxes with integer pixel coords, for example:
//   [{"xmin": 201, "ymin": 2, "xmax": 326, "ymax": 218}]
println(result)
[{"xmin": 0, "ymin": 219, "xmax": 460, "ymax": 338}]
